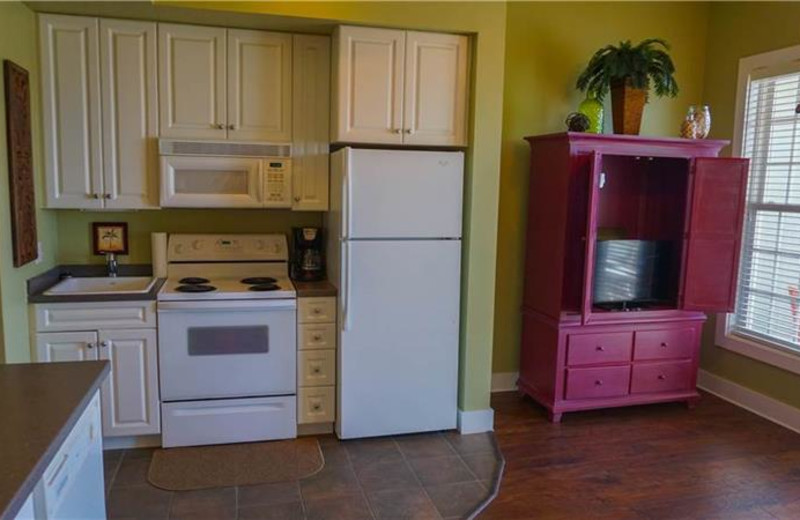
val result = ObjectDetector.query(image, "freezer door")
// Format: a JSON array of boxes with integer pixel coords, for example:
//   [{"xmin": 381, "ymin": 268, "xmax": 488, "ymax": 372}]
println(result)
[
  {"xmin": 337, "ymin": 239, "xmax": 460, "ymax": 438},
  {"xmin": 346, "ymin": 148, "xmax": 464, "ymax": 239}
]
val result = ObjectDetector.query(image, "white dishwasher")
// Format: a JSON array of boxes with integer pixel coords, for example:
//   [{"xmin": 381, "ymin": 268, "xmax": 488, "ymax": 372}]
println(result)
[{"xmin": 39, "ymin": 392, "xmax": 105, "ymax": 520}]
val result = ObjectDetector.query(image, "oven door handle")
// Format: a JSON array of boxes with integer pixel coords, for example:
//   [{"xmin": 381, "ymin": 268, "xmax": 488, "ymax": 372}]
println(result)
[{"xmin": 158, "ymin": 300, "xmax": 297, "ymax": 312}]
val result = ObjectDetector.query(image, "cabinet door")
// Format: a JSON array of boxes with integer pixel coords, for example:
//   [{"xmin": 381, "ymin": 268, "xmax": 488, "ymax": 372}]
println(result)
[
  {"xmin": 227, "ymin": 29, "xmax": 292, "ymax": 142},
  {"xmin": 98, "ymin": 329, "xmax": 160, "ymax": 436},
  {"xmin": 682, "ymin": 157, "xmax": 749, "ymax": 312},
  {"xmin": 39, "ymin": 15, "xmax": 103, "ymax": 209},
  {"xmin": 36, "ymin": 332, "xmax": 98, "ymax": 362},
  {"xmin": 158, "ymin": 24, "xmax": 226, "ymax": 139},
  {"xmin": 100, "ymin": 19, "xmax": 158, "ymax": 209},
  {"xmin": 333, "ymin": 26, "xmax": 405, "ymax": 144},
  {"xmin": 403, "ymin": 32, "xmax": 468, "ymax": 146},
  {"xmin": 292, "ymin": 34, "xmax": 330, "ymax": 211}
]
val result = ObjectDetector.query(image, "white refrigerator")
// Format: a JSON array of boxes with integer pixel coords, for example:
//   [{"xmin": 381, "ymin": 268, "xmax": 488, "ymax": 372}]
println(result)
[{"xmin": 327, "ymin": 147, "xmax": 463, "ymax": 439}]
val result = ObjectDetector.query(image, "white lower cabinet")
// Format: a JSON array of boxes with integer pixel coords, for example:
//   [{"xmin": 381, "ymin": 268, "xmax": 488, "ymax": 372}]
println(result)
[
  {"xmin": 33, "ymin": 304, "xmax": 160, "ymax": 438},
  {"xmin": 297, "ymin": 296, "xmax": 337, "ymax": 426}
]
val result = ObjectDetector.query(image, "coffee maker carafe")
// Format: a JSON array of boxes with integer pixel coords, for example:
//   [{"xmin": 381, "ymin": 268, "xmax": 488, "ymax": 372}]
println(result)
[{"xmin": 291, "ymin": 227, "xmax": 325, "ymax": 281}]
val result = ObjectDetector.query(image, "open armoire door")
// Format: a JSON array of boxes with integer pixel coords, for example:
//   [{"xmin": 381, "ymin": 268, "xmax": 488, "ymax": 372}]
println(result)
[{"xmin": 681, "ymin": 157, "xmax": 750, "ymax": 312}]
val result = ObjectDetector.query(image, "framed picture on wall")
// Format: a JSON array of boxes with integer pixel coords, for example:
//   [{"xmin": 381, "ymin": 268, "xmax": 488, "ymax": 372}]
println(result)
[{"xmin": 92, "ymin": 222, "xmax": 129, "ymax": 255}]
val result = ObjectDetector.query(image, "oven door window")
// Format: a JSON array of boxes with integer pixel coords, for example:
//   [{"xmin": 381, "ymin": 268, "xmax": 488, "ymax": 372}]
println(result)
[{"xmin": 188, "ymin": 326, "xmax": 269, "ymax": 356}]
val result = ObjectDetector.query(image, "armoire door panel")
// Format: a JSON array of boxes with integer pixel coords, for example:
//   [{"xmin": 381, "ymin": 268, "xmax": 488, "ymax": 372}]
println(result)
[
  {"xmin": 158, "ymin": 24, "xmax": 226, "ymax": 139},
  {"xmin": 100, "ymin": 19, "xmax": 158, "ymax": 209},
  {"xmin": 682, "ymin": 157, "xmax": 749, "ymax": 312},
  {"xmin": 403, "ymin": 31, "xmax": 468, "ymax": 146},
  {"xmin": 227, "ymin": 29, "xmax": 292, "ymax": 142},
  {"xmin": 39, "ymin": 14, "xmax": 103, "ymax": 208}
]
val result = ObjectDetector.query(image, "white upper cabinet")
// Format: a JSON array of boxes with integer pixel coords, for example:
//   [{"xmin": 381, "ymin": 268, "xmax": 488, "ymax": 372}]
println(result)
[
  {"xmin": 403, "ymin": 31, "xmax": 469, "ymax": 146},
  {"xmin": 40, "ymin": 14, "xmax": 158, "ymax": 210},
  {"xmin": 293, "ymin": 34, "xmax": 330, "ymax": 211},
  {"xmin": 333, "ymin": 26, "xmax": 469, "ymax": 147},
  {"xmin": 228, "ymin": 29, "xmax": 292, "ymax": 142},
  {"xmin": 40, "ymin": 15, "xmax": 103, "ymax": 209},
  {"xmin": 158, "ymin": 24, "xmax": 227, "ymax": 140},
  {"xmin": 333, "ymin": 26, "xmax": 405, "ymax": 145},
  {"xmin": 100, "ymin": 19, "xmax": 158, "ymax": 209}
]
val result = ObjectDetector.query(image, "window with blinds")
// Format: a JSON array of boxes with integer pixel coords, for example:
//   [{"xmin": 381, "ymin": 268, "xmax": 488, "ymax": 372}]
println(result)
[{"xmin": 732, "ymin": 66, "xmax": 800, "ymax": 353}]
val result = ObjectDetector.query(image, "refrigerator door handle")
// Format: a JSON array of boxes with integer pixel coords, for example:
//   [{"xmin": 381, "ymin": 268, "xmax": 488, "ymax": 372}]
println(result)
[
  {"xmin": 344, "ymin": 166, "xmax": 353, "ymax": 238},
  {"xmin": 342, "ymin": 240, "xmax": 352, "ymax": 331}
]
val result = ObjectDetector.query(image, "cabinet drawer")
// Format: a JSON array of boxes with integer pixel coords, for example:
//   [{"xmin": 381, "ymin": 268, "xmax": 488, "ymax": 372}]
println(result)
[
  {"xmin": 631, "ymin": 361, "xmax": 693, "ymax": 394},
  {"xmin": 567, "ymin": 332, "xmax": 632, "ymax": 366},
  {"xmin": 634, "ymin": 328, "xmax": 695, "ymax": 361},
  {"xmin": 298, "ymin": 323, "xmax": 337, "ymax": 350},
  {"xmin": 298, "ymin": 350, "xmax": 336, "ymax": 387},
  {"xmin": 298, "ymin": 386, "xmax": 335, "ymax": 424},
  {"xmin": 298, "ymin": 298, "xmax": 336, "ymax": 324},
  {"xmin": 35, "ymin": 301, "xmax": 156, "ymax": 332},
  {"xmin": 565, "ymin": 366, "xmax": 630, "ymax": 400}
]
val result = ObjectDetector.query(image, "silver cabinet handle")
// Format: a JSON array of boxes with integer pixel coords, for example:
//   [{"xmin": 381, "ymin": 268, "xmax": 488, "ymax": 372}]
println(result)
[
  {"xmin": 405, "ymin": 129, "xmax": 414, "ymax": 134},
  {"xmin": 214, "ymin": 123, "xmax": 225, "ymax": 129},
  {"xmin": 227, "ymin": 124, "xmax": 235, "ymax": 130},
  {"xmin": 87, "ymin": 342, "xmax": 95, "ymax": 349},
  {"xmin": 100, "ymin": 341, "xmax": 110, "ymax": 348},
  {"xmin": 294, "ymin": 196, "xmax": 301, "ymax": 203},
  {"xmin": 104, "ymin": 194, "xmax": 112, "ymax": 200},
  {"xmin": 89, "ymin": 193, "xmax": 100, "ymax": 199},
  {"xmin": 393, "ymin": 129, "xmax": 402, "ymax": 134}
]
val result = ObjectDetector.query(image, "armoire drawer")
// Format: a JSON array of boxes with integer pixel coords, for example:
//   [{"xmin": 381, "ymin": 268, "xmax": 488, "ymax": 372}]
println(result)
[
  {"xmin": 298, "ymin": 349, "xmax": 336, "ymax": 387},
  {"xmin": 565, "ymin": 365, "xmax": 631, "ymax": 400},
  {"xmin": 298, "ymin": 323, "xmax": 337, "ymax": 350},
  {"xmin": 634, "ymin": 328, "xmax": 695, "ymax": 361},
  {"xmin": 298, "ymin": 298, "xmax": 336, "ymax": 324},
  {"xmin": 566, "ymin": 331, "xmax": 633, "ymax": 366},
  {"xmin": 298, "ymin": 386, "xmax": 335, "ymax": 424},
  {"xmin": 631, "ymin": 361, "xmax": 693, "ymax": 394}
]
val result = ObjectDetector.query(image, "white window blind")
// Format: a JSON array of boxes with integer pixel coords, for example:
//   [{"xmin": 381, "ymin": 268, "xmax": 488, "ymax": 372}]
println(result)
[{"xmin": 733, "ymin": 67, "xmax": 800, "ymax": 353}]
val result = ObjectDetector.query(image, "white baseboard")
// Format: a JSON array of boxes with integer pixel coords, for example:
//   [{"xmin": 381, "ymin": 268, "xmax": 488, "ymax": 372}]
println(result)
[
  {"xmin": 698, "ymin": 369, "xmax": 800, "ymax": 434},
  {"xmin": 103, "ymin": 434, "xmax": 161, "ymax": 451},
  {"xmin": 491, "ymin": 372, "xmax": 519, "ymax": 392},
  {"xmin": 457, "ymin": 408, "xmax": 494, "ymax": 434}
]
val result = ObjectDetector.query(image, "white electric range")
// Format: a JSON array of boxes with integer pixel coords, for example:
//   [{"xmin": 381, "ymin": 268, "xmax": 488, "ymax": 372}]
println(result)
[{"xmin": 157, "ymin": 234, "xmax": 297, "ymax": 448}]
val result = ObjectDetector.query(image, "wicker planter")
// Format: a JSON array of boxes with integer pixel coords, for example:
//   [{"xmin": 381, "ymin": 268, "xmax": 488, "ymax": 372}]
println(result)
[{"xmin": 610, "ymin": 79, "xmax": 647, "ymax": 135}]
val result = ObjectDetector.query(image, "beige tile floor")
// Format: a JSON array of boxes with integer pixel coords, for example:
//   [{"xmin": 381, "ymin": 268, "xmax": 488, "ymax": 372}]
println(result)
[{"xmin": 103, "ymin": 431, "xmax": 504, "ymax": 520}]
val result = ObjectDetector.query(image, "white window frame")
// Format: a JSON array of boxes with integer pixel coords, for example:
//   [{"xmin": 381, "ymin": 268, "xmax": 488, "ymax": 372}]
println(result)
[{"xmin": 716, "ymin": 44, "xmax": 800, "ymax": 376}]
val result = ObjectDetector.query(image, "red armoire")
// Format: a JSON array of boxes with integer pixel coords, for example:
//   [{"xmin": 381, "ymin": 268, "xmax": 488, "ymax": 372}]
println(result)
[{"xmin": 519, "ymin": 133, "xmax": 749, "ymax": 422}]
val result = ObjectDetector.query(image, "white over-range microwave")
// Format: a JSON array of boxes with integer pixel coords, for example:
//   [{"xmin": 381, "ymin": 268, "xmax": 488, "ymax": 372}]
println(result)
[{"xmin": 159, "ymin": 140, "xmax": 292, "ymax": 208}]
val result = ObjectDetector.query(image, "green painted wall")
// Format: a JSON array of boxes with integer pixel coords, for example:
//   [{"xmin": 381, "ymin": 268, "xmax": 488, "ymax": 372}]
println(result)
[
  {"xmin": 0, "ymin": 1, "xmax": 59, "ymax": 363},
  {"xmin": 699, "ymin": 2, "xmax": 800, "ymax": 409},
  {"xmin": 57, "ymin": 210, "xmax": 322, "ymax": 264},
  {"xmin": 492, "ymin": 1, "xmax": 712, "ymax": 373}
]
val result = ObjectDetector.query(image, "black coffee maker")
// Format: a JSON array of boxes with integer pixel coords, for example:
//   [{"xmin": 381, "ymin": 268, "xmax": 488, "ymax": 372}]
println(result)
[{"xmin": 291, "ymin": 227, "xmax": 325, "ymax": 281}]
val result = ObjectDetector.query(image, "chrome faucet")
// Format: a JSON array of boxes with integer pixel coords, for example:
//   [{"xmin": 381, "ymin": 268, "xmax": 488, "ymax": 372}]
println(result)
[{"xmin": 106, "ymin": 253, "xmax": 119, "ymax": 278}]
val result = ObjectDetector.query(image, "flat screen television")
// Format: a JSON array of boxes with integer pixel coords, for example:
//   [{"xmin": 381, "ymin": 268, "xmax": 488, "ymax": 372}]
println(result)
[{"xmin": 592, "ymin": 239, "xmax": 670, "ymax": 308}]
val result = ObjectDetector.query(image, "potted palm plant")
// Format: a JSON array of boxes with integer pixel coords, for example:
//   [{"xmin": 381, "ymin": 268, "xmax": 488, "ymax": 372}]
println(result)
[{"xmin": 576, "ymin": 39, "xmax": 679, "ymax": 135}]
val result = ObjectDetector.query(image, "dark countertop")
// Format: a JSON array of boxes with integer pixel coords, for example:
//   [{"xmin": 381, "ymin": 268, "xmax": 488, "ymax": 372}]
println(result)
[
  {"xmin": 0, "ymin": 361, "xmax": 110, "ymax": 520},
  {"xmin": 293, "ymin": 280, "xmax": 338, "ymax": 298},
  {"xmin": 28, "ymin": 264, "xmax": 165, "ymax": 304}
]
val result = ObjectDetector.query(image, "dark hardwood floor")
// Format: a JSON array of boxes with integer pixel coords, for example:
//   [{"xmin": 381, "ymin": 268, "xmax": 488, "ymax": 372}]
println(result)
[{"xmin": 482, "ymin": 391, "xmax": 800, "ymax": 520}]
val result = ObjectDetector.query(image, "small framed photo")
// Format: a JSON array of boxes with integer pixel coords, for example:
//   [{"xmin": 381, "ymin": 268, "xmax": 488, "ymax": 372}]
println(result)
[{"xmin": 92, "ymin": 222, "xmax": 128, "ymax": 255}]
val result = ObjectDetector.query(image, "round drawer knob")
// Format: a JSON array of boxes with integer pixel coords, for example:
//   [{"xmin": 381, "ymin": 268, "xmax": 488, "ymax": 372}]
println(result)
[
  {"xmin": 313, "ymin": 308, "xmax": 321, "ymax": 314},
  {"xmin": 658, "ymin": 374, "xmax": 666, "ymax": 380},
  {"xmin": 313, "ymin": 334, "xmax": 322, "ymax": 341},
  {"xmin": 660, "ymin": 342, "xmax": 669, "ymax": 348},
  {"xmin": 595, "ymin": 345, "xmax": 605, "ymax": 352},
  {"xmin": 594, "ymin": 380, "xmax": 603, "ymax": 386},
  {"xmin": 313, "ymin": 367, "xmax": 321, "ymax": 374},
  {"xmin": 312, "ymin": 404, "xmax": 321, "ymax": 411}
]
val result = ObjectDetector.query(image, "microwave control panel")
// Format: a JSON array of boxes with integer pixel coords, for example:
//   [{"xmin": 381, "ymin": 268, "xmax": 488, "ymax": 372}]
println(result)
[{"xmin": 263, "ymin": 159, "xmax": 292, "ymax": 209}]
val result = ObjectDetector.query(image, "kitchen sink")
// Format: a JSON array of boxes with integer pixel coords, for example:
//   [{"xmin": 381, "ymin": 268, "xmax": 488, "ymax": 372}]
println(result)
[{"xmin": 44, "ymin": 276, "xmax": 157, "ymax": 296}]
